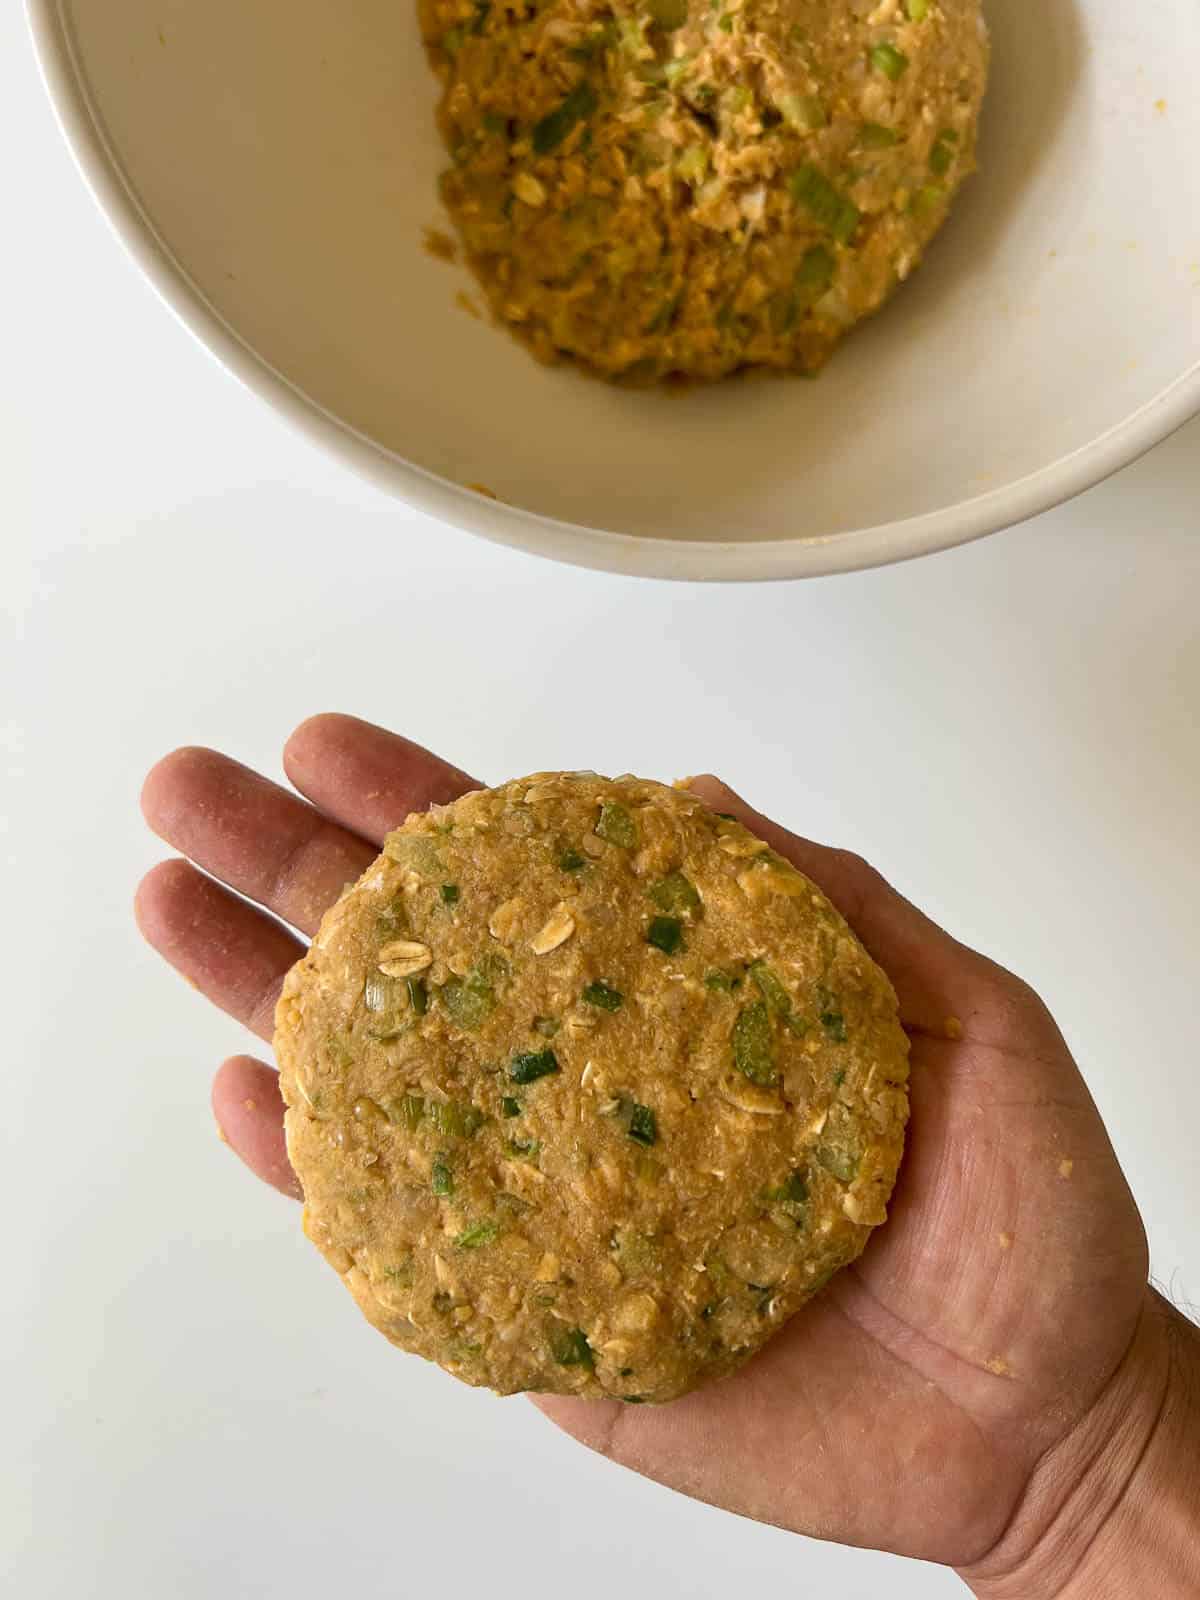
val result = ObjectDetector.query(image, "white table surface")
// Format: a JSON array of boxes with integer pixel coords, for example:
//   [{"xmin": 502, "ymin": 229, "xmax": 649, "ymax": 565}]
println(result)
[{"xmin": 6, "ymin": 7, "xmax": 1199, "ymax": 1596}]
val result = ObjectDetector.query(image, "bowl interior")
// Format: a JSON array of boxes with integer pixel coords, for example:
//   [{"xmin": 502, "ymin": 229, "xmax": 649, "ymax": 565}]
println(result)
[{"xmin": 50, "ymin": 0, "xmax": 1200, "ymax": 554}]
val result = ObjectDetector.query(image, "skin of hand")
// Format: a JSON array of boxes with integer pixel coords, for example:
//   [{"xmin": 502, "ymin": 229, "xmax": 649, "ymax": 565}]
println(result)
[{"xmin": 135, "ymin": 715, "xmax": 1199, "ymax": 1599}]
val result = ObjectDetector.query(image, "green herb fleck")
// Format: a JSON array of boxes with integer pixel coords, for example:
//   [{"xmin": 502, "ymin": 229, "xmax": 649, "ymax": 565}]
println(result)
[
  {"xmin": 559, "ymin": 848, "xmax": 586, "ymax": 872},
  {"xmin": 869, "ymin": 42, "xmax": 909, "ymax": 80},
  {"xmin": 388, "ymin": 1093, "xmax": 426, "ymax": 1132},
  {"xmin": 646, "ymin": 916, "xmax": 684, "ymax": 955},
  {"xmin": 929, "ymin": 128, "xmax": 959, "ymax": 176},
  {"xmin": 717, "ymin": 12, "xmax": 734, "ymax": 31},
  {"xmin": 595, "ymin": 802, "xmax": 637, "ymax": 848},
  {"xmin": 431, "ymin": 1155, "xmax": 454, "ymax": 1196},
  {"xmin": 426, "ymin": 1099, "xmax": 486, "ymax": 1139},
  {"xmin": 764, "ymin": 1170, "xmax": 808, "ymax": 1218},
  {"xmin": 628, "ymin": 1104, "xmax": 657, "ymax": 1147},
  {"xmin": 704, "ymin": 970, "xmax": 735, "ymax": 992},
  {"xmin": 582, "ymin": 980, "xmax": 624, "ymax": 1012},
  {"xmin": 441, "ymin": 960, "xmax": 502, "ymax": 1031},
  {"xmin": 551, "ymin": 1327, "xmax": 594, "ymax": 1369},
  {"xmin": 789, "ymin": 164, "xmax": 860, "ymax": 244},
  {"xmin": 906, "ymin": 0, "xmax": 929, "ymax": 19},
  {"xmin": 732, "ymin": 1000, "xmax": 777, "ymax": 1086},
  {"xmin": 910, "ymin": 183, "xmax": 946, "ymax": 216},
  {"xmin": 440, "ymin": 883, "xmax": 460, "ymax": 906},
  {"xmin": 501, "ymin": 1096, "xmax": 522, "ymax": 1118},
  {"xmin": 821, "ymin": 1010, "xmax": 848, "ymax": 1043},
  {"xmin": 470, "ymin": 0, "xmax": 491, "ymax": 31},
  {"xmin": 510, "ymin": 1049, "xmax": 561, "ymax": 1084},
  {"xmin": 832, "ymin": 1068, "xmax": 846, "ymax": 1088},
  {"xmin": 532, "ymin": 82, "xmax": 599, "ymax": 156},
  {"xmin": 455, "ymin": 1219, "xmax": 499, "ymax": 1249}
]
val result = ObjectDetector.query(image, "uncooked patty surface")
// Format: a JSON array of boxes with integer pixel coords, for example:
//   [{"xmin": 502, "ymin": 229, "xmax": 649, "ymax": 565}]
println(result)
[
  {"xmin": 277, "ymin": 774, "xmax": 909, "ymax": 1401},
  {"xmin": 420, "ymin": 0, "xmax": 989, "ymax": 380}
]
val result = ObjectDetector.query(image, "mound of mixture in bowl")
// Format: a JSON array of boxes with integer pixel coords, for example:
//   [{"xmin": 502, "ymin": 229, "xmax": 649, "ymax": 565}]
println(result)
[{"xmin": 419, "ymin": 0, "xmax": 989, "ymax": 382}]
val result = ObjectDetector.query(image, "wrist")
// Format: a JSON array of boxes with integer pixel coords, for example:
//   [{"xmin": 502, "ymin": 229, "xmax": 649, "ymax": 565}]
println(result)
[{"xmin": 960, "ymin": 1290, "xmax": 1200, "ymax": 1600}]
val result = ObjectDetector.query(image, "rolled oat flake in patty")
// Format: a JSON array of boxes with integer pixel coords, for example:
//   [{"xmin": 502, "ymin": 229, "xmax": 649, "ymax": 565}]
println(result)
[{"xmin": 276, "ymin": 774, "xmax": 909, "ymax": 1402}]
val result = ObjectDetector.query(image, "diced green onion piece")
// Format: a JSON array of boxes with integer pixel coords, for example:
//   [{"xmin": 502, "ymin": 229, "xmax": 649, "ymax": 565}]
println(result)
[
  {"xmin": 364, "ymin": 972, "xmax": 399, "ymax": 1013},
  {"xmin": 440, "ymin": 883, "xmax": 460, "ymax": 905},
  {"xmin": 559, "ymin": 848, "xmax": 586, "ymax": 871},
  {"xmin": 732, "ymin": 1000, "xmax": 777, "ymax": 1085},
  {"xmin": 795, "ymin": 245, "xmax": 835, "ymax": 307},
  {"xmin": 509, "ymin": 1049, "xmax": 560, "ymax": 1084},
  {"xmin": 582, "ymin": 980, "xmax": 624, "ymax": 1011},
  {"xmin": 789, "ymin": 164, "xmax": 860, "ymax": 244},
  {"xmin": 929, "ymin": 129, "xmax": 959, "ymax": 176},
  {"xmin": 832, "ymin": 1068, "xmax": 847, "ymax": 1087},
  {"xmin": 820, "ymin": 1009, "xmax": 848, "ymax": 1042},
  {"xmin": 501, "ymin": 1096, "xmax": 522, "ymax": 1118},
  {"xmin": 389, "ymin": 1093, "xmax": 426, "ymax": 1131},
  {"xmin": 440, "ymin": 962, "xmax": 498, "ymax": 1031},
  {"xmin": 646, "ymin": 916, "xmax": 684, "ymax": 955},
  {"xmin": 426, "ymin": 1099, "xmax": 486, "ymax": 1139},
  {"xmin": 870, "ymin": 43, "xmax": 909, "ymax": 80},
  {"xmin": 859, "ymin": 121, "xmax": 900, "ymax": 149},
  {"xmin": 779, "ymin": 93, "xmax": 826, "ymax": 131},
  {"xmin": 717, "ymin": 12, "xmax": 734, "ymax": 31},
  {"xmin": 906, "ymin": 0, "xmax": 929, "ymax": 19},
  {"xmin": 628, "ymin": 1104, "xmax": 657, "ymax": 1146},
  {"xmin": 765, "ymin": 1170, "xmax": 808, "ymax": 1216},
  {"xmin": 471, "ymin": 0, "xmax": 491, "ymax": 32},
  {"xmin": 505, "ymin": 1137, "xmax": 540, "ymax": 1162},
  {"xmin": 595, "ymin": 802, "xmax": 637, "ymax": 847},
  {"xmin": 551, "ymin": 1327, "xmax": 594, "ymax": 1368},
  {"xmin": 750, "ymin": 960, "xmax": 791, "ymax": 1014},
  {"xmin": 532, "ymin": 82, "xmax": 599, "ymax": 156},
  {"xmin": 648, "ymin": 871, "xmax": 701, "ymax": 914},
  {"xmin": 455, "ymin": 1219, "xmax": 499, "ymax": 1249},
  {"xmin": 704, "ymin": 970, "xmax": 734, "ymax": 992},
  {"xmin": 406, "ymin": 977, "xmax": 429, "ymax": 1016},
  {"xmin": 817, "ymin": 1146, "xmax": 859, "ymax": 1183},
  {"xmin": 431, "ymin": 1155, "xmax": 454, "ymax": 1196}
]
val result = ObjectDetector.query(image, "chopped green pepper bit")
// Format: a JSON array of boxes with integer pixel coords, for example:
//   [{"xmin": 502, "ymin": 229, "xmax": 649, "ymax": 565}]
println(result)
[
  {"xmin": 558, "ymin": 847, "xmax": 586, "ymax": 872},
  {"xmin": 869, "ymin": 43, "xmax": 910, "ymax": 81},
  {"xmin": 595, "ymin": 801, "xmax": 637, "ymax": 848},
  {"xmin": 455, "ymin": 1219, "xmax": 499, "ymax": 1249},
  {"xmin": 501, "ymin": 1096, "xmax": 522, "ymax": 1118},
  {"xmin": 628, "ymin": 1104, "xmax": 657, "ymax": 1147},
  {"xmin": 532, "ymin": 81, "xmax": 599, "ymax": 156},
  {"xmin": 406, "ymin": 976, "xmax": 429, "ymax": 1016},
  {"xmin": 788, "ymin": 164, "xmax": 860, "ymax": 245},
  {"xmin": 431, "ymin": 1155, "xmax": 454, "ymax": 1196},
  {"xmin": 648, "ymin": 870, "xmax": 701, "ymax": 914},
  {"xmin": 582, "ymin": 980, "xmax": 624, "ymax": 1011},
  {"xmin": 732, "ymin": 1000, "xmax": 777, "ymax": 1086},
  {"xmin": 551, "ymin": 1326, "xmax": 595, "ymax": 1369},
  {"xmin": 646, "ymin": 916, "xmax": 684, "ymax": 955},
  {"xmin": 440, "ymin": 883, "xmax": 460, "ymax": 906},
  {"xmin": 817, "ymin": 1146, "xmax": 860, "ymax": 1183},
  {"xmin": 859, "ymin": 120, "xmax": 900, "ymax": 149},
  {"xmin": 509, "ymin": 1049, "xmax": 561, "ymax": 1084}
]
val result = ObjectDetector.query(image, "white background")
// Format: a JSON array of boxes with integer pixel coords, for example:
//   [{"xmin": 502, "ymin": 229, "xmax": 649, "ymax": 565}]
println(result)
[{"xmin": 5, "ymin": 4, "xmax": 1198, "ymax": 1595}]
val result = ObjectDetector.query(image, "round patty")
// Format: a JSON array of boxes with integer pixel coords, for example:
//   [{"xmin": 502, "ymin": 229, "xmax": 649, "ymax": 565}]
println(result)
[
  {"xmin": 276, "ymin": 774, "xmax": 909, "ymax": 1401},
  {"xmin": 420, "ymin": 0, "xmax": 989, "ymax": 381}
]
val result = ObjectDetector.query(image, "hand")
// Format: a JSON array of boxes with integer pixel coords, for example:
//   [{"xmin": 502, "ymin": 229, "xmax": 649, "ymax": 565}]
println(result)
[{"xmin": 136, "ymin": 715, "xmax": 1198, "ymax": 1598}]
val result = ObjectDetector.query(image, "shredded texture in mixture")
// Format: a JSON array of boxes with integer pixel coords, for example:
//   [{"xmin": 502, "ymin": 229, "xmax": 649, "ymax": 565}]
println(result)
[
  {"xmin": 419, "ymin": 0, "xmax": 989, "ymax": 381},
  {"xmin": 277, "ymin": 774, "xmax": 909, "ymax": 1401}
]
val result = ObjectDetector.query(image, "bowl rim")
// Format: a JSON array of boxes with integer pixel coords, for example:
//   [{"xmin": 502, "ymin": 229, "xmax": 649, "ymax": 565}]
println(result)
[{"xmin": 27, "ymin": 0, "xmax": 1200, "ymax": 583}]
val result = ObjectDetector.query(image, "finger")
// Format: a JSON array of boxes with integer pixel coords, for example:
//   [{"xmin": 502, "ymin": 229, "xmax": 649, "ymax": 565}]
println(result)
[
  {"xmin": 134, "ymin": 859, "xmax": 302, "ymax": 1041},
  {"xmin": 686, "ymin": 775, "xmax": 996, "ymax": 1032},
  {"xmin": 283, "ymin": 713, "xmax": 479, "ymax": 845},
  {"xmin": 213, "ymin": 1056, "xmax": 301, "ymax": 1199},
  {"xmin": 141, "ymin": 746, "xmax": 377, "ymax": 936}
]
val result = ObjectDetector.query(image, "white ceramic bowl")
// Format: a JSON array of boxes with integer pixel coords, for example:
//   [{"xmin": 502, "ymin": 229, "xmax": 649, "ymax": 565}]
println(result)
[{"xmin": 29, "ymin": 0, "xmax": 1200, "ymax": 579}]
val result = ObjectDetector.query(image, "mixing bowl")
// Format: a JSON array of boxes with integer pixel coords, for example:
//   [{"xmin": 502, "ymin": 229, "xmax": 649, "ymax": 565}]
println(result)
[{"xmin": 29, "ymin": 0, "xmax": 1200, "ymax": 578}]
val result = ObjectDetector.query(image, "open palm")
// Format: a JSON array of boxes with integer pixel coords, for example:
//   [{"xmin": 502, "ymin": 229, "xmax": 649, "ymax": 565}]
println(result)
[{"xmin": 136, "ymin": 715, "xmax": 1153, "ymax": 1581}]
